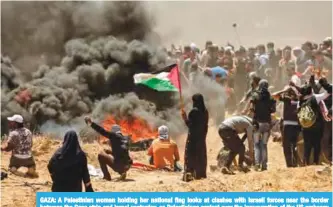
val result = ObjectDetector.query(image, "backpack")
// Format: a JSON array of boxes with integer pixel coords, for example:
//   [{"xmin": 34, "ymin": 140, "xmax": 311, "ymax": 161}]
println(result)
[{"xmin": 297, "ymin": 98, "xmax": 317, "ymax": 128}]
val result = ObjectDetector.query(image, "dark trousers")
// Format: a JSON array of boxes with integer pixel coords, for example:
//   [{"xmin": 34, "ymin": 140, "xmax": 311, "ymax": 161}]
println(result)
[
  {"xmin": 303, "ymin": 125, "xmax": 324, "ymax": 165},
  {"xmin": 282, "ymin": 125, "xmax": 301, "ymax": 167},
  {"xmin": 329, "ymin": 128, "xmax": 332, "ymax": 162},
  {"xmin": 218, "ymin": 126, "xmax": 245, "ymax": 168},
  {"xmin": 323, "ymin": 121, "xmax": 332, "ymax": 162}
]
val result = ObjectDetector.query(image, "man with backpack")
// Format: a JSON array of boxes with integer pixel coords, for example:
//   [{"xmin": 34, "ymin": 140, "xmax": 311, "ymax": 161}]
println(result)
[{"xmin": 294, "ymin": 76, "xmax": 332, "ymax": 165}]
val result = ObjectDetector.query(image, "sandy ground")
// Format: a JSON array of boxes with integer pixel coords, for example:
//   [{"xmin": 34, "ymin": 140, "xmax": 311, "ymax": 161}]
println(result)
[{"xmin": 1, "ymin": 124, "xmax": 332, "ymax": 207}]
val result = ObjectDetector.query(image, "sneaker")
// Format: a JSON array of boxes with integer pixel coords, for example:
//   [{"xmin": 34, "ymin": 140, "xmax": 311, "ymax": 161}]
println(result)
[
  {"xmin": 119, "ymin": 172, "xmax": 127, "ymax": 180},
  {"xmin": 221, "ymin": 167, "xmax": 235, "ymax": 175},
  {"xmin": 26, "ymin": 168, "xmax": 39, "ymax": 178},
  {"xmin": 254, "ymin": 164, "xmax": 261, "ymax": 171},
  {"xmin": 182, "ymin": 173, "xmax": 194, "ymax": 182},
  {"xmin": 238, "ymin": 165, "xmax": 250, "ymax": 173},
  {"xmin": 9, "ymin": 167, "xmax": 17, "ymax": 173},
  {"xmin": 103, "ymin": 175, "xmax": 112, "ymax": 181}
]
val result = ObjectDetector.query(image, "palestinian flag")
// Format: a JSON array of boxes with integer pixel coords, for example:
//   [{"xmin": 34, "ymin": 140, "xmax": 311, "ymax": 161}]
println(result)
[{"xmin": 133, "ymin": 64, "xmax": 181, "ymax": 92}]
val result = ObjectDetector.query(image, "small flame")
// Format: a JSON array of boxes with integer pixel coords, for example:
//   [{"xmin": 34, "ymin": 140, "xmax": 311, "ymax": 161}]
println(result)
[
  {"xmin": 101, "ymin": 115, "xmax": 158, "ymax": 143},
  {"xmin": 15, "ymin": 89, "xmax": 31, "ymax": 106}
]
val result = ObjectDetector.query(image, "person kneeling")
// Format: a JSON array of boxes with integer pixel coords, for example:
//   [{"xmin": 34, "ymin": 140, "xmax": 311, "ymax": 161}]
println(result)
[
  {"xmin": 148, "ymin": 125, "xmax": 181, "ymax": 172},
  {"xmin": 1, "ymin": 115, "xmax": 38, "ymax": 178},
  {"xmin": 85, "ymin": 117, "xmax": 133, "ymax": 181}
]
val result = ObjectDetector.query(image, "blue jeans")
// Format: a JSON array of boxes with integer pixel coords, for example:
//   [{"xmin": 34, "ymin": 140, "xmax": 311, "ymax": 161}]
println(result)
[{"xmin": 254, "ymin": 122, "xmax": 271, "ymax": 169}]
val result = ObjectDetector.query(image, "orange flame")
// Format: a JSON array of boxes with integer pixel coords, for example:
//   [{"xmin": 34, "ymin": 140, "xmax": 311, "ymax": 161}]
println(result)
[
  {"xmin": 15, "ymin": 89, "xmax": 31, "ymax": 105},
  {"xmin": 101, "ymin": 115, "xmax": 158, "ymax": 143}
]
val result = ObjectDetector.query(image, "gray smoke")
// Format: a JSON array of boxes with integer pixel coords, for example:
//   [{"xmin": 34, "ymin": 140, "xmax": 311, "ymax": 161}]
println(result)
[
  {"xmin": 183, "ymin": 74, "xmax": 227, "ymax": 126},
  {"xmin": 1, "ymin": 1, "xmax": 155, "ymax": 78},
  {"xmin": 1, "ymin": 1, "xmax": 227, "ymax": 140}
]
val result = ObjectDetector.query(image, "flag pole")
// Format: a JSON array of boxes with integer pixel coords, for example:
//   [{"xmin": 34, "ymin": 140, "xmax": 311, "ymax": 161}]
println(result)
[{"xmin": 176, "ymin": 64, "xmax": 184, "ymax": 111}]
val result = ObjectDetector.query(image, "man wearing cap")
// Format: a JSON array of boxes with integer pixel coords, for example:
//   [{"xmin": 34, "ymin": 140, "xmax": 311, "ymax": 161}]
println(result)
[
  {"xmin": 84, "ymin": 116, "xmax": 133, "ymax": 181},
  {"xmin": 147, "ymin": 125, "xmax": 181, "ymax": 171},
  {"xmin": 1, "ymin": 114, "xmax": 37, "ymax": 177}
]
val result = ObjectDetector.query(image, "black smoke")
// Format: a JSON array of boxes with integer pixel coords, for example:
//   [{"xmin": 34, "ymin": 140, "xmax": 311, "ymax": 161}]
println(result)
[{"xmin": 1, "ymin": 1, "xmax": 226, "ymax": 139}]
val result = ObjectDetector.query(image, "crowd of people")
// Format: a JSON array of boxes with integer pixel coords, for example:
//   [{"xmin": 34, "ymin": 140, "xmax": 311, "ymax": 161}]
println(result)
[{"xmin": 1, "ymin": 37, "xmax": 332, "ymax": 191}]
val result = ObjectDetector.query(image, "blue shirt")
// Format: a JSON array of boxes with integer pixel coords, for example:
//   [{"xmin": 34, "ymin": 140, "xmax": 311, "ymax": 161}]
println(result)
[
  {"xmin": 210, "ymin": 66, "xmax": 228, "ymax": 79},
  {"xmin": 258, "ymin": 54, "xmax": 269, "ymax": 66}
]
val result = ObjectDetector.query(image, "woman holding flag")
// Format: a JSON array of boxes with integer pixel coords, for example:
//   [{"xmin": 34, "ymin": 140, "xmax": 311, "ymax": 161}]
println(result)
[{"xmin": 182, "ymin": 94, "xmax": 209, "ymax": 182}]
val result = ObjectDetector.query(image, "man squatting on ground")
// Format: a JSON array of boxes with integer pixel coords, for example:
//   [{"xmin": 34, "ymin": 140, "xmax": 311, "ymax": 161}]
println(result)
[{"xmin": 218, "ymin": 115, "xmax": 254, "ymax": 175}]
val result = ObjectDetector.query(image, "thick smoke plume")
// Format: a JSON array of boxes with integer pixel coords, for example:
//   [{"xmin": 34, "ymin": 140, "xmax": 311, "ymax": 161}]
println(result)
[
  {"xmin": 1, "ymin": 1, "xmax": 226, "ymax": 139},
  {"xmin": 1, "ymin": 1, "xmax": 155, "ymax": 78}
]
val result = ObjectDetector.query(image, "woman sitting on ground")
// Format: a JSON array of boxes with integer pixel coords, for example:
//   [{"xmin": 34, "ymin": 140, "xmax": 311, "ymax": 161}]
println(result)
[{"xmin": 48, "ymin": 130, "xmax": 94, "ymax": 192}]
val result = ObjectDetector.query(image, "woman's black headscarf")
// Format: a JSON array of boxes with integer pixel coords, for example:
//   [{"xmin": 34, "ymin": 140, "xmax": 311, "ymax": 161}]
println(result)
[
  {"xmin": 192, "ymin": 93, "xmax": 207, "ymax": 112},
  {"xmin": 54, "ymin": 130, "xmax": 83, "ymax": 160}
]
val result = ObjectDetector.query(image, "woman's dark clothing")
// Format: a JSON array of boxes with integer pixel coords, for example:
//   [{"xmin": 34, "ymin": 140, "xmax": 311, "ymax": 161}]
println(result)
[
  {"xmin": 298, "ymin": 80, "xmax": 331, "ymax": 165},
  {"xmin": 48, "ymin": 130, "xmax": 91, "ymax": 192},
  {"xmin": 183, "ymin": 94, "xmax": 209, "ymax": 180}
]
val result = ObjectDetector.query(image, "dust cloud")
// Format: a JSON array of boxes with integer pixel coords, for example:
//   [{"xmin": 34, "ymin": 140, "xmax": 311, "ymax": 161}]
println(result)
[{"xmin": 147, "ymin": 1, "xmax": 332, "ymax": 48}]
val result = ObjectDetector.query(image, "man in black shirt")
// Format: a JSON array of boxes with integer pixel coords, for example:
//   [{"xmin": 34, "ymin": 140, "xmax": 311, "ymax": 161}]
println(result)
[
  {"xmin": 85, "ymin": 117, "xmax": 133, "ymax": 181},
  {"xmin": 249, "ymin": 79, "xmax": 276, "ymax": 171}
]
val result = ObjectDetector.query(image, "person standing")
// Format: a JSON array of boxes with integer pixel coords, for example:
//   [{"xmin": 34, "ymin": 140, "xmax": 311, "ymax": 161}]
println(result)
[
  {"xmin": 277, "ymin": 47, "xmax": 295, "ymax": 90},
  {"xmin": 1, "ymin": 114, "xmax": 37, "ymax": 178},
  {"xmin": 272, "ymin": 86, "xmax": 301, "ymax": 167},
  {"xmin": 84, "ymin": 117, "xmax": 133, "ymax": 180},
  {"xmin": 255, "ymin": 44, "xmax": 269, "ymax": 78},
  {"xmin": 181, "ymin": 94, "xmax": 209, "ymax": 181},
  {"xmin": 234, "ymin": 47, "xmax": 248, "ymax": 103},
  {"xmin": 48, "ymin": 130, "xmax": 93, "ymax": 192},
  {"xmin": 296, "ymin": 77, "xmax": 332, "ymax": 165},
  {"xmin": 249, "ymin": 80, "xmax": 276, "ymax": 171}
]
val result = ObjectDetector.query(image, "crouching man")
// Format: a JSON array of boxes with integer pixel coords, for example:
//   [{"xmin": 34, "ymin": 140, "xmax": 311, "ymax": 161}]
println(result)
[
  {"xmin": 84, "ymin": 116, "xmax": 133, "ymax": 181},
  {"xmin": 148, "ymin": 125, "xmax": 182, "ymax": 171},
  {"xmin": 218, "ymin": 115, "xmax": 254, "ymax": 174},
  {"xmin": 1, "ymin": 115, "xmax": 38, "ymax": 178}
]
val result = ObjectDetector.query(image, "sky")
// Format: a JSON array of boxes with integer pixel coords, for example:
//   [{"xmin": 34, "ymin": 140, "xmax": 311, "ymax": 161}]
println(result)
[{"xmin": 146, "ymin": 1, "xmax": 332, "ymax": 48}]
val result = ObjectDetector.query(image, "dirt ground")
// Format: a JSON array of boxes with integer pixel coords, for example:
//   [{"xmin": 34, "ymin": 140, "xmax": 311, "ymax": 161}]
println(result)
[{"xmin": 1, "ymin": 124, "xmax": 332, "ymax": 207}]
